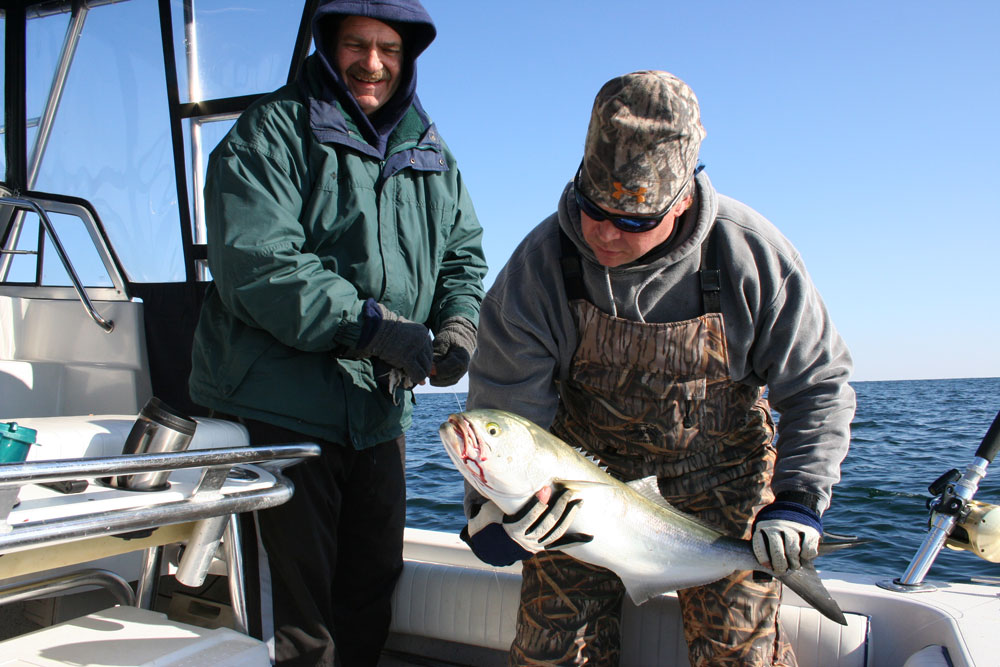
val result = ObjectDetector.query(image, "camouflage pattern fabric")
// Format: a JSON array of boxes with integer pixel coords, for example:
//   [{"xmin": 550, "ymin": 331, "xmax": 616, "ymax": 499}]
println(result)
[
  {"xmin": 580, "ymin": 70, "xmax": 706, "ymax": 215},
  {"xmin": 511, "ymin": 552, "xmax": 625, "ymax": 667},
  {"xmin": 507, "ymin": 300, "xmax": 796, "ymax": 666}
]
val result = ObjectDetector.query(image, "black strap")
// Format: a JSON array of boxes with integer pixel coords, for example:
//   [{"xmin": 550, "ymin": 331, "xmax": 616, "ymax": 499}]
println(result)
[
  {"xmin": 559, "ymin": 230, "xmax": 587, "ymax": 301},
  {"xmin": 699, "ymin": 224, "xmax": 722, "ymax": 314}
]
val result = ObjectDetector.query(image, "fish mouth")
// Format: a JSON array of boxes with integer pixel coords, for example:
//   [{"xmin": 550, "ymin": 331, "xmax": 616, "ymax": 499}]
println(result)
[{"xmin": 442, "ymin": 414, "xmax": 489, "ymax": 489}]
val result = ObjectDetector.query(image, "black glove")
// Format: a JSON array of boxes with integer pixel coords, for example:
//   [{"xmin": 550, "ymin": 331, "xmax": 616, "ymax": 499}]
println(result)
[
  {"xmin": 460, "ymin": 501, "xmax": 533, "ymax": 567},
  {"xmin": 431, "ymin": 317, "xmax": 477, "ymax": 387},
  {"xmin": 460, "ymin": 487, "xmax": 593, "ymax": 567},
  {"xmin": 358, "ymin": 302, "xmax": 432, "ymax": 388}
]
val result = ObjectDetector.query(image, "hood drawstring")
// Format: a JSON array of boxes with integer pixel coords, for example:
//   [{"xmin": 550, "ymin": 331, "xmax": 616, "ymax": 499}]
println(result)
[
  {"xmin": 603, "ymin": 264, "xmax": 669, "ymax": 324},
  {"xmin": 632, "ymin": 265, "xmax": 670, "ymax": 324},
  {"xmin": 603, "ymin": 267, "xmax": 617, "ymax": 318}
]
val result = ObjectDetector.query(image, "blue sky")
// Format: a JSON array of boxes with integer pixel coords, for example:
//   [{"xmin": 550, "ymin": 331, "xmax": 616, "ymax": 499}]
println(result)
[{"xmin": 411, "ymin": 0, "xmax": 1000, "ymax": 388}]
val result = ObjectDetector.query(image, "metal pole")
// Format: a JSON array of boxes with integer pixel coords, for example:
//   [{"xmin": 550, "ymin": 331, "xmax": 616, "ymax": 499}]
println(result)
[
  {"xmin": 27, "ymin": 3, "xmax": 89, "ymax": 189},
  {"xmin": 135, "ymin": 546, "xmax": 164, "ymax": 609},
  {"xmin": 224, "ymin": 514, "xmax": 249, "ymax": 634}
]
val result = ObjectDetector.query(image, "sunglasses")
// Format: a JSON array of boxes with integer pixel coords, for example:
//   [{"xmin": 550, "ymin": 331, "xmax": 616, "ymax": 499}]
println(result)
[{"xmin": 574, "ymin": 164, "xmax": 704, "ymax": 233}]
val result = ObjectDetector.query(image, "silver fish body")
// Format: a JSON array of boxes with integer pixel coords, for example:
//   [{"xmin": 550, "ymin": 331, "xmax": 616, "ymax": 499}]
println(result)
[{"xmin": 439, "ymin": 408, "xmax": 847, "ymax": 625}]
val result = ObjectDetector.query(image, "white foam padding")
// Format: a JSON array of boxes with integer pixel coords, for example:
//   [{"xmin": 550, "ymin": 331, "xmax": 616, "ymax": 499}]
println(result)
[
  {"xmin": 391, "ymin": 559, "xmax": 871, "ymax": 667},
  {"xmin": 391, "ymin": 560, "xmax": 521, "ymax": 651}
]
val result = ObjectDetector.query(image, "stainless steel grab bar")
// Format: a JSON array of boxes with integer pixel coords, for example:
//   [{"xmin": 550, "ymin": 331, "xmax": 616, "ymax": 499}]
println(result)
[
  {"xmin": 0, "ymin": 195, "xmax": 114, "ymax": 332},
  {"xmin": 0, "ymin": 569, "xmax": 135, "ymax": 607},
  {"xmin": 0, "ymin": 443, "xmax": 320, "ymax": 489}
]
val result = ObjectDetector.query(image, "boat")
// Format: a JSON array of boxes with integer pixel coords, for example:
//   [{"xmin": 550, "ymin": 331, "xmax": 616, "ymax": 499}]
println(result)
[{"xmin": 2, "ymin": 2, "xmax": 999, "ymax": 665}]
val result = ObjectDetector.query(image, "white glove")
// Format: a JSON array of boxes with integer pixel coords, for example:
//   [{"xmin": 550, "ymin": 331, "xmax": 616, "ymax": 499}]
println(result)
[
  {"xmin": 502, "ymin": 486, "xmax": 585, "ymax": 552},
  {"xmin": 467, "ymin": 500, "xmax": 506, "ymax": 536},
  {"xmin": 752, "ymin": 519, "xmax": 821, "ymax": 575}
]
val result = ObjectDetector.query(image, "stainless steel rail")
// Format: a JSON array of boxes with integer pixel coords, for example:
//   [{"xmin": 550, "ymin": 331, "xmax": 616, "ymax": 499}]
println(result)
[
  {"xmin": 0, "ymin": 569, "xmax": 135, "ymax": 607},
  {"xmin": 0, "ymin": 442, "xmax": 320, "ymax": 633},
  {"xmin": 0, "ymin": 444, "xmax": 319, "ymax": 490},
  {"xmin": 0, "ymin": 195, "xmax": 115, "ymax": 332}
]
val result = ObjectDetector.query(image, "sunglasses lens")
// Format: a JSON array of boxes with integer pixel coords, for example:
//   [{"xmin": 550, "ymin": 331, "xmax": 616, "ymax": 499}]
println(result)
[
  {"xmin": 575, "ymin": 182, "xmax": 662, "ymax": 233},
  {"xmin": 575, "ymin": 191, "xmax": 605, "ymax": 221},
  {"xmin": 612, "ymin": 217, "xmax": 658, "ymax": 233}
]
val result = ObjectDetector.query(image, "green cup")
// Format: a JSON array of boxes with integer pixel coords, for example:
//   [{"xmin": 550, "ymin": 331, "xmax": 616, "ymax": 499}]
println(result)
[{"xmin": 0, "ymin": 422, "xmax": 37, "ymax": 463}]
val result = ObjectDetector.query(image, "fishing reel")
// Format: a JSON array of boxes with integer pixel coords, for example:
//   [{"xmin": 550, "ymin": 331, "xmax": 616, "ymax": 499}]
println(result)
[
  {"xmin": 880, "ymin": 409, "xmax": 1000, "ymax": 592},
  {"xmin": 927, "ymin": 467, "xmax": 1000, "ymax": 563}
]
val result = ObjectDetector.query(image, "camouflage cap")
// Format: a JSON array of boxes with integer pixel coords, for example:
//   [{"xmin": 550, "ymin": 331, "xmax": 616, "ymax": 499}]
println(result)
[{"xmin": 580, "ymin": 70, "xmax": 706, "ymax": 215}]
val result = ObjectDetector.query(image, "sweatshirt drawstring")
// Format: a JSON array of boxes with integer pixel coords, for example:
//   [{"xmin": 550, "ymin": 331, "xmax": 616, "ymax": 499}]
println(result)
[
  {"xmin": 604, "ymin": 267, "xmax": 617, "ymax": 318},
  {"xmin": 632, "ymin": 265, "xmax": 670, "ymax": 324}
]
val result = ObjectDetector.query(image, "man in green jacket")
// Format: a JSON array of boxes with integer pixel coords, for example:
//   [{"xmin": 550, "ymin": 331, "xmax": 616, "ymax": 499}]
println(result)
[{"xmin": 189, "ymin": 1, "xmax": 486, "ymax": 664}]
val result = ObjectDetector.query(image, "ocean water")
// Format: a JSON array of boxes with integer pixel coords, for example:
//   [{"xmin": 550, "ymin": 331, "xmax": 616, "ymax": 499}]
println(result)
[{"xmin": 404, "ymin": 377, "xmax": 1000, "ymax": 584}]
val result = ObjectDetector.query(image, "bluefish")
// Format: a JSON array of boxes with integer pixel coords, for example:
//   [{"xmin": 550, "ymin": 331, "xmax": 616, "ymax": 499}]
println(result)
[{"xmin": 440, "ymin": 408, "xmax": 849, "ymax": 625}]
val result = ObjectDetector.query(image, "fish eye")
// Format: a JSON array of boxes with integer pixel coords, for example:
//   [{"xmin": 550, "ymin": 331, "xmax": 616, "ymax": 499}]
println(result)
[{"xmin": 485, "ymin": 422, "xmax": 501, "ymax": 436}]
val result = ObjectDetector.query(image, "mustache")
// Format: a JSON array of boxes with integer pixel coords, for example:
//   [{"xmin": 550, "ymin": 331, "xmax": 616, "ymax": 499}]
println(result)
[{"xmin": 346, "ymin": 63, "xmax": 391, "ymax": 83}]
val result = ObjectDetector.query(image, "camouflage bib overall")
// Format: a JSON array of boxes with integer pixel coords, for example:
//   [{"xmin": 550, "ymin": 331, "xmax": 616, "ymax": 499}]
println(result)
[{"xmin": 509, "ymin": 230, "xmax": 796, "ymax": 667}]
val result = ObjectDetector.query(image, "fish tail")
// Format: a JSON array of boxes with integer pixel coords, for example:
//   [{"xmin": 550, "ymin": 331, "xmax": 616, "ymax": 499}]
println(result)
[
  {"xmin": 777, "ymin": 563, "xmax": 848, "ymax": 626},
  {"xmin": 817, "ymin": 532, "xmax": 871, "ymax": 556}
]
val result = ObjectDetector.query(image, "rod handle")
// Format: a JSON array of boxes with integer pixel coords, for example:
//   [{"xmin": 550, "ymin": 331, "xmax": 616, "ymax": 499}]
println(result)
[{"xmin": 974, "ymin": 409, "xmax": 1000, "ymax": 463}]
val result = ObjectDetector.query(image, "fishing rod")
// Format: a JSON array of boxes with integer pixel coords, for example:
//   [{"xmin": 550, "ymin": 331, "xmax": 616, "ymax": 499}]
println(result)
[{"xmin": 881, "ymin": 408, "xmax": 1000, "ymax": 592}]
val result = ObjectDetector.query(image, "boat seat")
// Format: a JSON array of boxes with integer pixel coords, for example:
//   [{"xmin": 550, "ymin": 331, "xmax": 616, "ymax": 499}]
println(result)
[
  {"xmin": 0, "ymin": 605, "xmax": 269, "ymax": 666},
  {"xmin": 12, "ymin": 414, "xmax": 250, "ymax": 461},
  {"xmin": 389, "ymin": 558, "xmax": 871, "ymax": 667},
  {"xmin": 0, "ymin": 294, "xmax": 153, "ymax": 420}
]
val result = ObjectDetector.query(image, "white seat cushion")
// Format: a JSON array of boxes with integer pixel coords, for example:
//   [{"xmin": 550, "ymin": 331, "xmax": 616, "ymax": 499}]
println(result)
[
  {"xmin": 12, "ymin": 415, "xmax": 249, "ymax": 461},
  {"xmin": 391, "ymin": 559, "xmax": 870, "ymax": 667},
  {"xmin": 0, "ymin": 605, "xmax": 268, "ymax": 666}
]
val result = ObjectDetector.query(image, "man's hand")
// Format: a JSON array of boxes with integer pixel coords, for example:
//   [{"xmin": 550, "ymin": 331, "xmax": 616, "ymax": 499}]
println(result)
[
  {"xmin": 502, "ymin": 484, "xmax": 592, "ymax": 551},
  {"xmin": 359, "ymin": 303, "xmax": 432, "ymax": 388},
  {"xmin": 752, "ymin": 500, "xmax": 822, "ymax": 575},
  {"xmin": 460, "ymin": 487, "xmax": 593, "ymax": 567},
  {"xmin": 461, "ymin": 500, "xmax": 533, "ymax": 567},
  {"xmin": 430, "ymin": 317, "xmax": 476, "ymax": 387}
]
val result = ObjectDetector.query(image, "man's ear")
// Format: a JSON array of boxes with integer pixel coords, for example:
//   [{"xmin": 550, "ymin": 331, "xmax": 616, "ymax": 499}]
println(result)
[{"xmin": 672, "ymin": 193, "xmax": 694, "ymax": 217}]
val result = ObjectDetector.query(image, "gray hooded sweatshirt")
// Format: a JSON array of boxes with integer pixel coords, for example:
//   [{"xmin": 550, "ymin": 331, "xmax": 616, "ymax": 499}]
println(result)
[{"xmin": 467, "ymin": 171, "xmax": 854, "ymax": 510}]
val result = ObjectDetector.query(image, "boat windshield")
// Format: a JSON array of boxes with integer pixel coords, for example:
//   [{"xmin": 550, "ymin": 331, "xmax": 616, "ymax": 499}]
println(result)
[{"xmin": 1, "ymin": 0, "xmax": 307, "ymax": 286}]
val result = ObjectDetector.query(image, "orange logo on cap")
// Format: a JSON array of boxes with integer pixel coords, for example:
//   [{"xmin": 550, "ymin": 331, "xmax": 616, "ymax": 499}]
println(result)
[{"xmin": 612, "ymin": 182, "xmax": 646, "ymax": 204}]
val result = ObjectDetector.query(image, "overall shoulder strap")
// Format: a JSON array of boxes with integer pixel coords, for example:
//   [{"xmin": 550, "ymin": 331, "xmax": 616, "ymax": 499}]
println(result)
[
  {"xmin": 699, "ymin": 223, "xmax": 722, "ymax": 314},
  {"xmin": 559, "ymin": 230, "xmax": 587, "ymax": 301}
]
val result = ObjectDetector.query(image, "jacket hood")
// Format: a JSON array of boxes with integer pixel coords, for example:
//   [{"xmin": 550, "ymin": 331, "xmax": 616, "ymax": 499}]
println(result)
[{"xmin": 309, "ymin": 0, "xmax": 436, "ymax": 152}]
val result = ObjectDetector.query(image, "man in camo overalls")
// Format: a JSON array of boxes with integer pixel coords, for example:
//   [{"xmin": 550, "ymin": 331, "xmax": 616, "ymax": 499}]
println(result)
[{"xmin": 460, "ymin": 71, "xmax": 855, "ymax": 666}]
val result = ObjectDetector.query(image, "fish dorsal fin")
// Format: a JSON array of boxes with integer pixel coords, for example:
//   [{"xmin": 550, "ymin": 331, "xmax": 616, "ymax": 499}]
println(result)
[
  {"xmin": 574, "ymin": 447, "xmax": 608, "ymax": 472},
  {"xmin": 626, "ymin": 476, "xmax": 673, "ymax": 510}
]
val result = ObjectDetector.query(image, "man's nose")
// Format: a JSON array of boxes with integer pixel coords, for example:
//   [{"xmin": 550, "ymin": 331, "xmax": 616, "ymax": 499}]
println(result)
[
  {"xmin": 362, "ymin": 48, "xmax": 382, "ymax": 72},
  {"xmin": 596, "ymin": 221, "xmax": 621, "ymax": 242}
]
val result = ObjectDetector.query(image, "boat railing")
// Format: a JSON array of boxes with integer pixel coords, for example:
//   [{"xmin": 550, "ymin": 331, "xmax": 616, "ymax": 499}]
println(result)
[
  {"xmin": 0, "ymin": 442, "xmax": 321, "ymax": 633},
  {"xmin": 0, "ymin": 192, "xmax": 128, "ymax": 332}
]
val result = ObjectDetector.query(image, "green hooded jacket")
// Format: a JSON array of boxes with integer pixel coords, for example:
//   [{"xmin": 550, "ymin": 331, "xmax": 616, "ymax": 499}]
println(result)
[{"xmin": 189, "ymin": 54, "xmax": 486, "ymax": 448}]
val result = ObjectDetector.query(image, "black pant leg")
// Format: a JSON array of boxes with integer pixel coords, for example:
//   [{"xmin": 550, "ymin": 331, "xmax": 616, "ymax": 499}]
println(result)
[
  {"xmin": 252, "ymin": 436, "xmax": 342, "ymax": 664},
  {"xmin": 331, "ymin": 436, "xmax": 406, "ymax": 667},
  {"xmin": 239, "ymin": 419, "xmax": 405, "ymax": 667}
]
